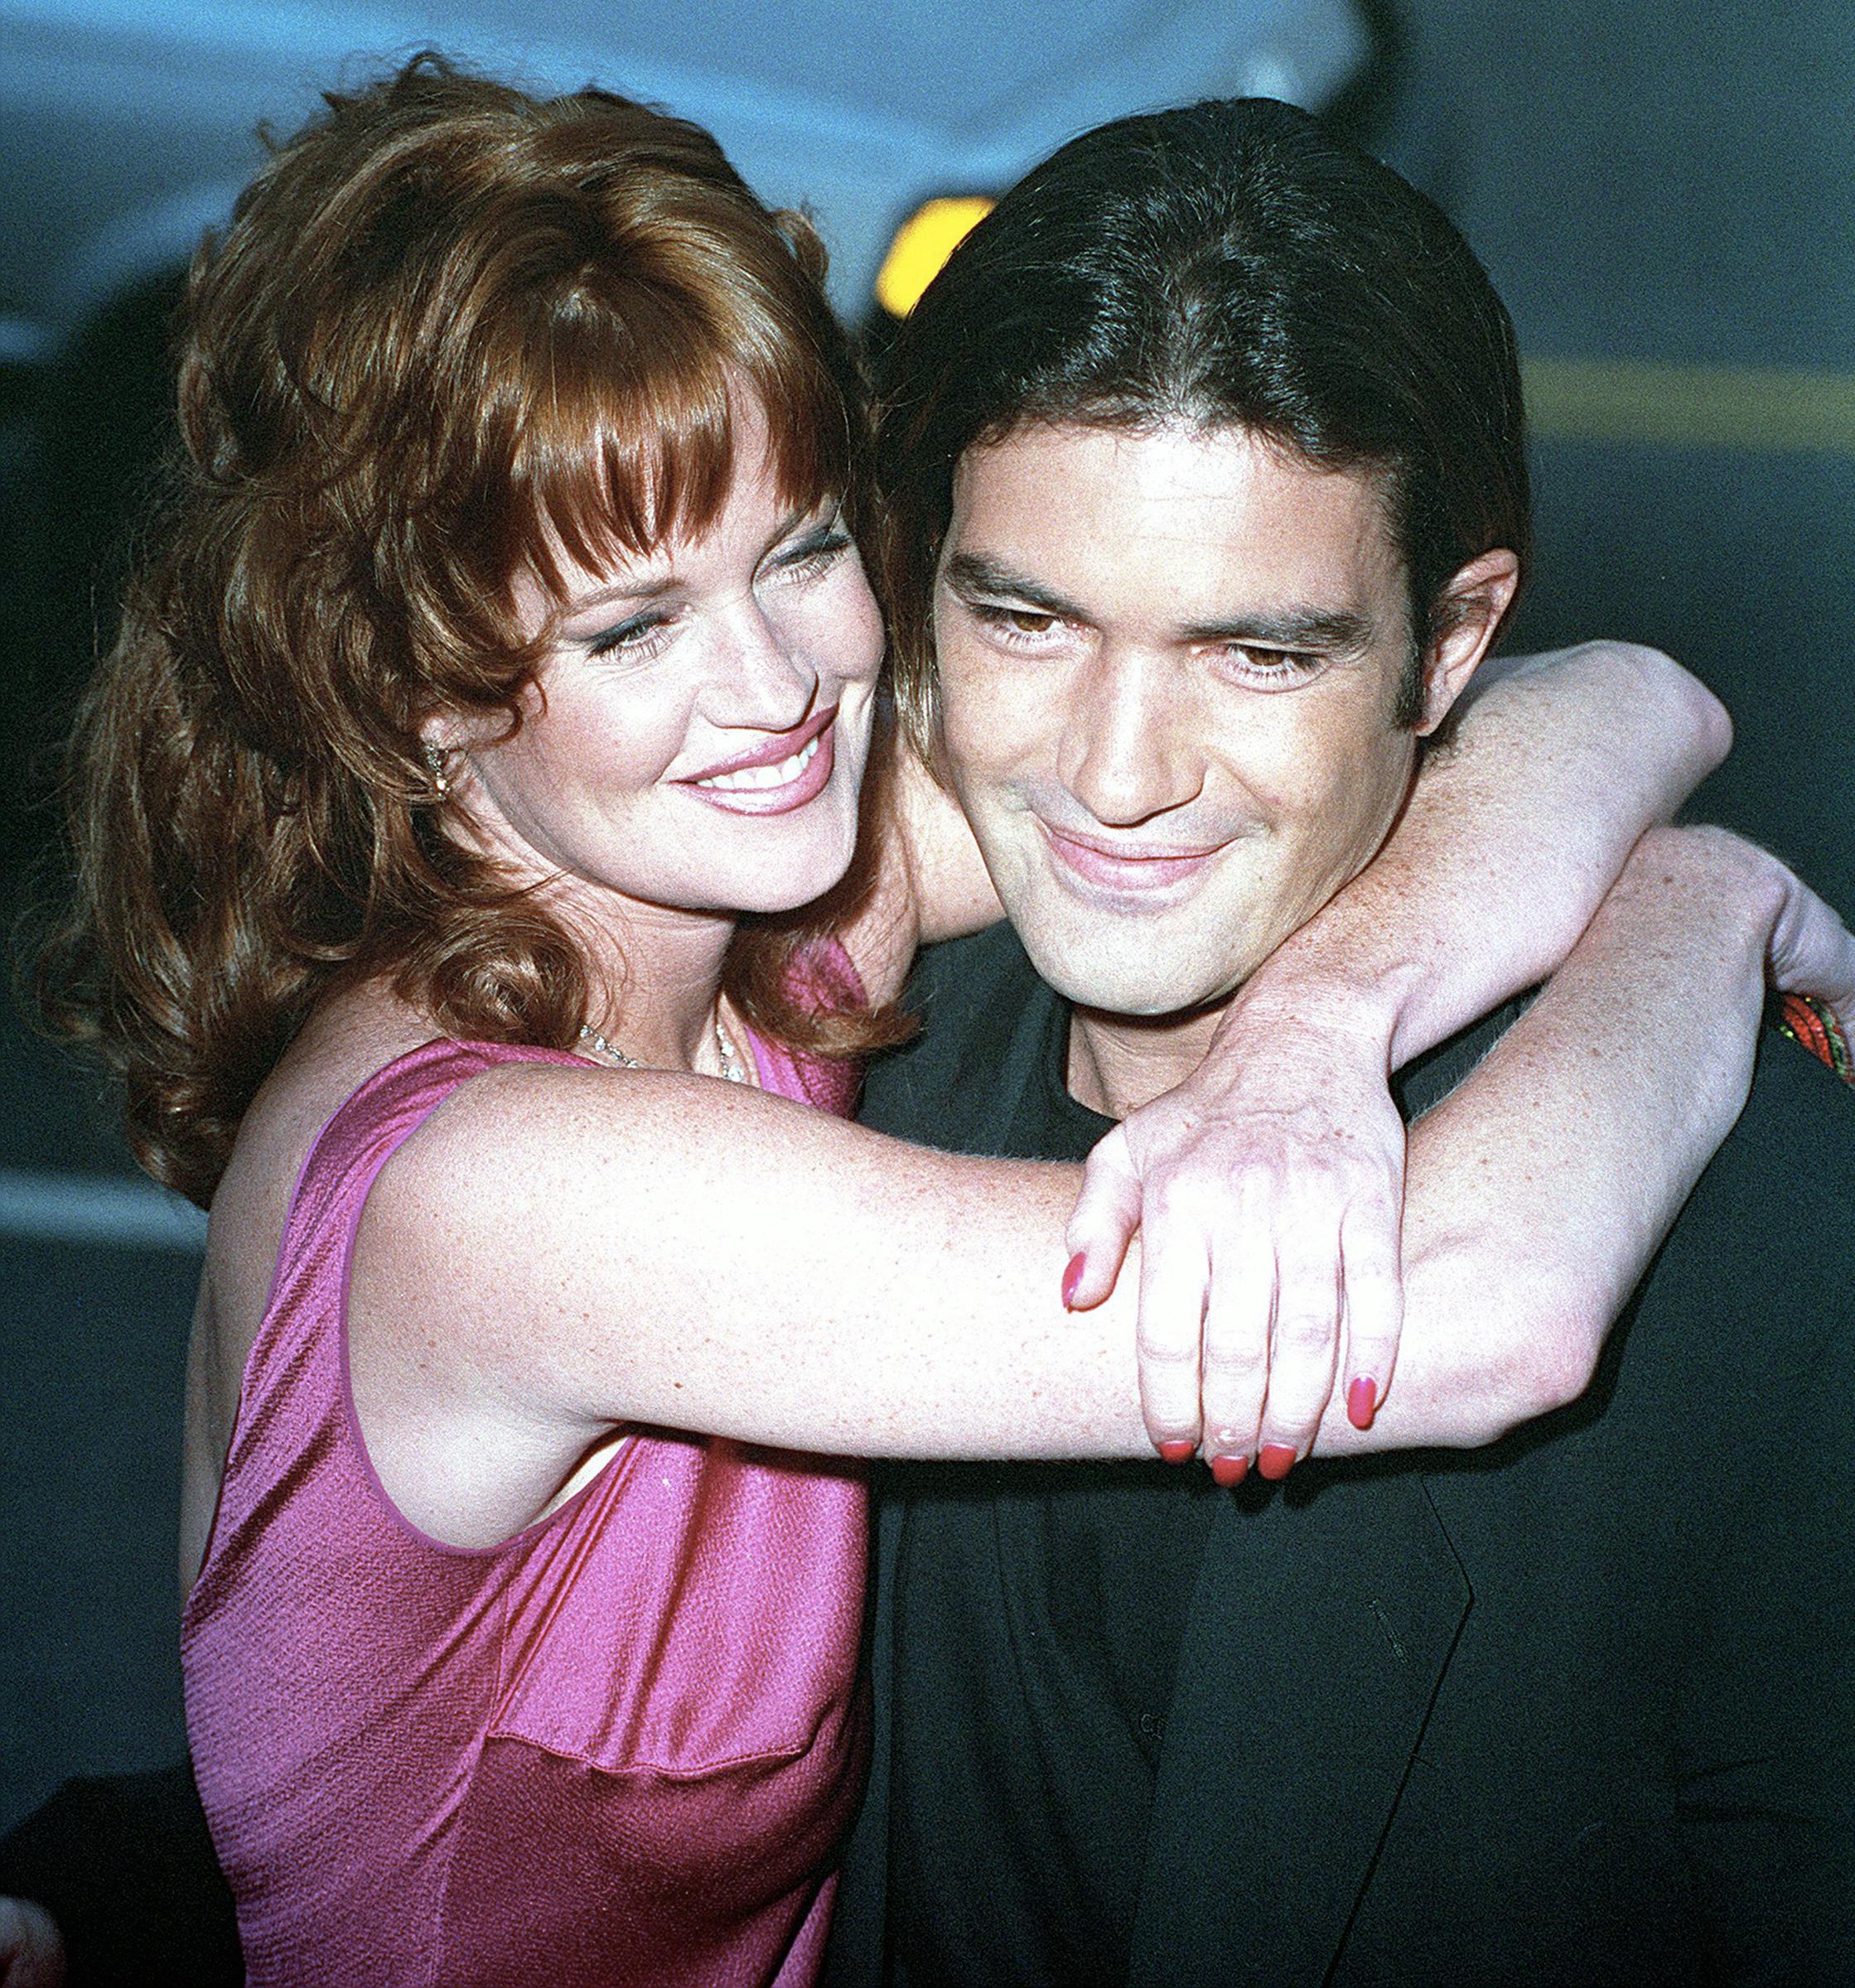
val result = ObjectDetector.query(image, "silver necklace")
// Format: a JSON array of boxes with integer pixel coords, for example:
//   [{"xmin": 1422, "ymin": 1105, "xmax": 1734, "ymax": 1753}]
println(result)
[{"xmin": 577, "ymin": 1008, "xmax": 749, "ymax": 1084}]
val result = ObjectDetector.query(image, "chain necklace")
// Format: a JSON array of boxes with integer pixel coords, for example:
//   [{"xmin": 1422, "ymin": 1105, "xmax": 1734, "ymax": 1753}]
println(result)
[{"xmin": 577, "ymin": 1007, "xmax": 750, "ymax": 1084}]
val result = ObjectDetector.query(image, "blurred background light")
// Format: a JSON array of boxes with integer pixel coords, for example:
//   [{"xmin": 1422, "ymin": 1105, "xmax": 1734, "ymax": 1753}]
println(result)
[{"xmin": 875, "ymin": 196, "xmax": 996, "ymax": 320}]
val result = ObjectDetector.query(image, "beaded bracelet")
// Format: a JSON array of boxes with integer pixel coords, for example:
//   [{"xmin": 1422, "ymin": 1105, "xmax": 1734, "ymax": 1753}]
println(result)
[{"xmin": 1770, "ymin": 991, "xmax": 1853, "ymax": 1087}]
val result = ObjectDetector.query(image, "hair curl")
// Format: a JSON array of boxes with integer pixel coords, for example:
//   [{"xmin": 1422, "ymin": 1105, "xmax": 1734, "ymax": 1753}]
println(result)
[{"xmin": 33, "ymin": 52, "xmax": 902, "ymax": 1209}]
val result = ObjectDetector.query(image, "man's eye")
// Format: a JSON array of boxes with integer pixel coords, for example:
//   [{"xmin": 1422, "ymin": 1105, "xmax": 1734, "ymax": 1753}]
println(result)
[
  {"xmin": 1220, "ymin": 646, "xmax": 1320, "ymax": 686},
  {"xmin": 974, "ymin": 604, "xmax": 1060, "ymax": 642}
]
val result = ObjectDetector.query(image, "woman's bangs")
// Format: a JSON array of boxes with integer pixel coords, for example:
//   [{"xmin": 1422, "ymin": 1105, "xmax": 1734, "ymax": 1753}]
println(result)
[{"xmin": 513, "ymin": 303, "xmax": 852, "ymax": 602}]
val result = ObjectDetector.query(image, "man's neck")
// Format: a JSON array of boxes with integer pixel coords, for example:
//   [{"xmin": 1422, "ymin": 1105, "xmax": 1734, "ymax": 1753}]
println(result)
[{"xmin": 1065, "ymin": 1000, "xmax": 1228, "ymax": 1119}]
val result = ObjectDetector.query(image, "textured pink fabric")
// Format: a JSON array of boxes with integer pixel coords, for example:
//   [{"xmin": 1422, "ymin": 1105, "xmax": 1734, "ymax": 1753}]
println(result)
[{"xmin": 182, "ymin": 1022, "xmax": 868, "ymax": 1987}]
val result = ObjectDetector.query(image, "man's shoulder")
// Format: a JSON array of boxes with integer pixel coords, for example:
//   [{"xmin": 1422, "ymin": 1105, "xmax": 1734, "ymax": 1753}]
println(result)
[
  {"xmin": 858, "ymin": 924, "xmax": 1054, "ymax": 1145},
  {"xmin": 1673, "ymin": 1023, "xmax": 1853, "ymax": 1276},
  {"xmin": 1411, "ymin": 1002, "xmax": 1853, "ymax": 1320},
  {"xmin": 1406, "ymin": 999, "xmax": 1851, "ymax": 1225}
]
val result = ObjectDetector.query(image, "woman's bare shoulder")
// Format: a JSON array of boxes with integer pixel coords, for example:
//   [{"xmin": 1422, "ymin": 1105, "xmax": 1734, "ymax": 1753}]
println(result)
[{"xmin": 202, "ymin": 985, "xmax": 441, "ymax": 1368}]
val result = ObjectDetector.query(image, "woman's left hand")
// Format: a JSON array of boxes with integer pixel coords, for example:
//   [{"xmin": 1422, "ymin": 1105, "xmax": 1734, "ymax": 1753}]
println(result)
[{"xmin": 1065, "ymin": 994, "xmax": 1403, "ymax": 1481}]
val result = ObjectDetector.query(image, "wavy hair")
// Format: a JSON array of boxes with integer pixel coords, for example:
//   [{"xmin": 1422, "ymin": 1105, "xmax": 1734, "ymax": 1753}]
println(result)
[{"xmin": 32, "ymin": 53, "xmax": 901, "ymax": 1208}]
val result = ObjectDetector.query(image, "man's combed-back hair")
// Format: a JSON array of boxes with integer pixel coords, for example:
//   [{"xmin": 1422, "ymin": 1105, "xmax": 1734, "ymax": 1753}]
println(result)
[
  {"xmin": 875, "ymin": 95, "xmax": 1532, "ymax": 750},
  {"xmin": 32, "ymin": 51, "xmax": 891, "ymax": 1208}
]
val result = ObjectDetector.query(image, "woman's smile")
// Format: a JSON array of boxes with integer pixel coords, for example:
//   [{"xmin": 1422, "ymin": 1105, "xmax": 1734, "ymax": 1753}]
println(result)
[{"xmin": 681, "ymin": 705, "xmax": 839, "ymax": 812}]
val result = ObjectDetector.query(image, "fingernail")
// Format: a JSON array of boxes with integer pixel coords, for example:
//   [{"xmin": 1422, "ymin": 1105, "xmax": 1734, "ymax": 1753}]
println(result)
[
  {"xmin": 1258, "ymin": 1443, "xmax": 1297, "ymax": 1481},
  {"xmin": 1157, "ymin": 1440, "xmax": 1196, "ymax": 1464},
  {"xmin": 1346, "ymin": 1376, "xmax": 1379, "ymax": 1430},
  {"xmin": 1210, "ymin": 1453, "xmax": 1249, "ymax": 1488},
  {"xmin": 1061, "ymin": 1252, "xmax": 1086, "ymax": 1309}
]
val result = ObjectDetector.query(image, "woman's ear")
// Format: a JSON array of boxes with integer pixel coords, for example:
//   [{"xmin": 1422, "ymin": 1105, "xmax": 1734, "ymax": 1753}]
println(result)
[{"xmin": 1413, "ymin": 547, "xmax": 1522, "ymax": 735}]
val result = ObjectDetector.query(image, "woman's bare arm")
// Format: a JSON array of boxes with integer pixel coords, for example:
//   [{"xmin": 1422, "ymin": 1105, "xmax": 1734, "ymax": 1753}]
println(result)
[
  {"xmin": 354, "ymin": 819, "xmax": 1848, "ymax": 1543},
  {"xmin": 830, "ymin": 733, "xmax": 1001, "ymax": 1006},
  {"xmin": 352, "ymin": 1072, "xmax": 1146, "ymax": 1541},
  {"xmin": 1299, "ymin": 825, "xmax": 1851, "ymax": 1460}
]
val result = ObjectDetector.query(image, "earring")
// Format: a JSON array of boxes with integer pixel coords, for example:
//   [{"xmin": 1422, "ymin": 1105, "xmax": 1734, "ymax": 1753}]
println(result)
[{"xmin": 421, "ymin": 741, "xmax": 451, "ymax": 800}]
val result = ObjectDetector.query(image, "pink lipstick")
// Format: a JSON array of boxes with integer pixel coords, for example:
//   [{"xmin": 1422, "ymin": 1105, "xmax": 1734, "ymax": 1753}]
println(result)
[{"xmin": 680, "ymin": 707, "xmax": 838, "ymax": 817}]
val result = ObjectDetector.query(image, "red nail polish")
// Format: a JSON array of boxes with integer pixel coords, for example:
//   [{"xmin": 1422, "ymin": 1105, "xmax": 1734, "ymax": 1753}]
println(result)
[
  {"xmin": 1210, "ymin": 1453, "xmax": 1249, "ymax": 1487},
  {"xmin": 1157, "ymin": 1440, "xmax": 1196, "ymax": 1464},
  {"xmin": 1061, "ymin": 1252, "xmax": 1085, "ymax": 1308},
  {"xmin": 1346, "ymin": 1376, "xmax": 1378, "ymax": 1430},
  {"xmin": 1258, "ymin": 1442, "xmax": 1297, "ymax": 1481}
]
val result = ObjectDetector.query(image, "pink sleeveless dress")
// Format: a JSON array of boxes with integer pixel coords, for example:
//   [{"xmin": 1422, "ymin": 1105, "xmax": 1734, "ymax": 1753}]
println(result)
[{"xmin": 181, "ymin": 1024, "xmax": 868, "ymax": 1987}]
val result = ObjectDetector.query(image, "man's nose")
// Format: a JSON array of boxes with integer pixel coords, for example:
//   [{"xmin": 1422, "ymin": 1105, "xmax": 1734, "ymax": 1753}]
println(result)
[{"xmin": 1058, "ymin": 645, "xmax": 1204, "ymax": 826}]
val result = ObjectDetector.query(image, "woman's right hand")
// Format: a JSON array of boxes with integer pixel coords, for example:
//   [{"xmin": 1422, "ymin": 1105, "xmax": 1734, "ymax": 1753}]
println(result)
[{"xmin": 1065, "ymin": 995, "xmax": 1405, "ymax": 1484}]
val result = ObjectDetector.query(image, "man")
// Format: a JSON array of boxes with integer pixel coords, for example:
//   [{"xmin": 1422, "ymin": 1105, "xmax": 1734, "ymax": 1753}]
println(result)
[{"xmin": 824, "ymin": 98, "xmax": 1855, "ymax": 1985}]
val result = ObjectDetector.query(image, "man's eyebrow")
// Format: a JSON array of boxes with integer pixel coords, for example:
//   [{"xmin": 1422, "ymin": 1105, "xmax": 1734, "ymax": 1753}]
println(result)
[
  {"xmin": 940, "ymin": 551, "xmax": 1083, "ymax": 620},
  {"xmin": 943, "ymin": 551, "xmax": 1375, "ymax": 654},
  {"xmin": 1178, "ymin": 606, "xmax": 1376, "ymax": 653}
]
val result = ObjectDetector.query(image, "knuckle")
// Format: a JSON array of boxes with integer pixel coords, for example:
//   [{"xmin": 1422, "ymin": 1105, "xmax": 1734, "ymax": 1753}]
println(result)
[
  {"xmin": 1134, "ymin": 1331, "xmax": 1200, "ymax": 1367},
  {"xmin": 1203, "ymin": 1337, "xmax": 1267, "ymax": 1381},
  {"xmin": 1276, "ymin": 1309, "xmax": 1337, "ymax": 1354}
]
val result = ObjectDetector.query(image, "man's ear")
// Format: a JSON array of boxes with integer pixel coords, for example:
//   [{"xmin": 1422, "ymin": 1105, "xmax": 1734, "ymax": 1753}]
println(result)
[{"xmin": 1413, "ymin": 547, "xmax": 1522, "ymax": 735}]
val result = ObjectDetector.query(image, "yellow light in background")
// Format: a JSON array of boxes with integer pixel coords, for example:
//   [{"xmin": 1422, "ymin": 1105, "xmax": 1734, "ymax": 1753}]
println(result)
[{"xmin": 875, "ymin": 196, "xmax": 995, "ymax": 318}]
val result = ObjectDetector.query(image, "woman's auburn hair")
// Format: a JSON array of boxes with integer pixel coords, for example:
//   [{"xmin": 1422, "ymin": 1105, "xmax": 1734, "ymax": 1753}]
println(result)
[{"xmin": 31, "ymin": 52, "xmax": 907, "ymax": 1209}]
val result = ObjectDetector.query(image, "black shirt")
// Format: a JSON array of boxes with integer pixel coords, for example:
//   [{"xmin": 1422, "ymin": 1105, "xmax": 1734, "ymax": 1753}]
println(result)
[
  {"xmin": 833, "ymin": 927, "xmax": 1855, "ymax": 1988},
  {"xmin": 862, "ymin": 929, "xmax": 1220, "ymax": 1986}
]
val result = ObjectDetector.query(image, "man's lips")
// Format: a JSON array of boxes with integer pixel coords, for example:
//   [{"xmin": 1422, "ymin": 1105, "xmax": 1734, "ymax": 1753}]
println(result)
[
  {"xmin": 1037, "ymin": 817, "xmax": 1229, "ymax": 894},
  {"xmin": 679, "ymin": 707, "xmax": 838, "ymax": 815}
]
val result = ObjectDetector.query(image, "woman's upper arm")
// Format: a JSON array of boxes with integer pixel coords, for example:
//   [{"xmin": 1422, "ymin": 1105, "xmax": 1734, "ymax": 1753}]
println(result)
[
  {"xmin": 362, "ymin": 1063, "xmax": 1148, "ymax": 1465},
  {"xmin": 833, "ymin": 736, "xmax": 1001, "ymax": 1007}
]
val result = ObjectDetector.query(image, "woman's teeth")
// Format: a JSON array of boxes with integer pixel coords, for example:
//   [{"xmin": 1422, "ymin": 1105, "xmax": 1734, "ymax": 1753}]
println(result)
[{"xmin": 696, "ymin": 734, "xmax": 820, "ymax": 792}]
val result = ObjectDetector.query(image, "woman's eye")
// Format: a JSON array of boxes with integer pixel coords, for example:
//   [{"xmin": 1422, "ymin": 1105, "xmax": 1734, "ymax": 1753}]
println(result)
[
  {"xmin": 769, "ymin": 527, "xmax": 853, "ymax": 581},
  {"xmin": 584, "ymin": 614, "xmax": 670, "ymax": 659}
]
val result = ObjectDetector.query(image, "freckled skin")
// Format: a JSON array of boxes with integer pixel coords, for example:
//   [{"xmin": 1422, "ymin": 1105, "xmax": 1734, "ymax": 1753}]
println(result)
[{"xmin": 934, "ymin": 422, "xmax": 1427, "ymax": 1026}]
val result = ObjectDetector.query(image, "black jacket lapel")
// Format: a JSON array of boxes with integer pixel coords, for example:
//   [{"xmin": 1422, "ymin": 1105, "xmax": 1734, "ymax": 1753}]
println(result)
[{"xmin": 1128, "ymin": 1469, "xmax": 1468, "ymax": 1986}]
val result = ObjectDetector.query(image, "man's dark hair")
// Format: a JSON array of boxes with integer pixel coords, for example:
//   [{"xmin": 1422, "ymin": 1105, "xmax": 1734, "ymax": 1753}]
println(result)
[{"xmin": 873, "ymin": 95, "xmax": 1531, "ymax": 745}]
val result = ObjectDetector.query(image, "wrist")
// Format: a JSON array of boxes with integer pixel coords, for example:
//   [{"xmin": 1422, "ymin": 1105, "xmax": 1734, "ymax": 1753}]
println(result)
[
  {"xmin": 1225, "ymin": 943, "xmax": 1403, "ymax": 1068},
  {"xmin": 1619, "ymin": 825, "xmax": 1786, "ymax": 956}
]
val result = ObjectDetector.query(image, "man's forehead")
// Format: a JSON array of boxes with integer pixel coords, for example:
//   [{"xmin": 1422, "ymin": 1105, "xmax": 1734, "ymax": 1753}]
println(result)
[{"xmin": 944, "ymin": 418, "xmax": 1403, "ymax": 623}]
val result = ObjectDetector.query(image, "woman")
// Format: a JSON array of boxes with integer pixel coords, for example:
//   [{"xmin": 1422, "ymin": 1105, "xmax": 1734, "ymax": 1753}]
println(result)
[{"xmin": 25, "ymin": 54, "xmax": 1848, "ymax": 1988}]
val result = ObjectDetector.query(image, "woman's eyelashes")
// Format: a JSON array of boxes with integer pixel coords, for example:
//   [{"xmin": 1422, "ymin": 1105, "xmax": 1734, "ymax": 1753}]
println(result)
[
  {"xmin": 573, "ymin": 526, "xmax": 852, "ymax": 661},
  {"xmin": 584, "ymin": 610, "xmax": 676, "ymax": 661},
  {"xmin": 766, "ymin": 522, "xmax": 853, "ymax": 583}
]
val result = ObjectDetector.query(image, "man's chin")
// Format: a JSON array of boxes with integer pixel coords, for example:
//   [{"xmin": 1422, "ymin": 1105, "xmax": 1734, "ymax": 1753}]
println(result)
[{"xmin": 1017, "ymin": 929, "xmax": 1235, "ymax": 1022}]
